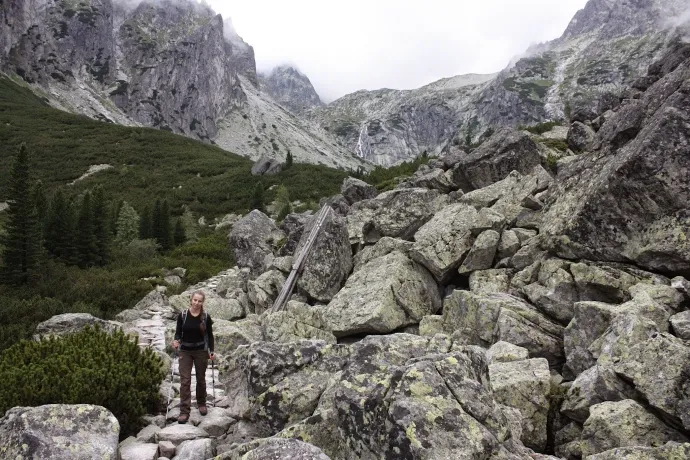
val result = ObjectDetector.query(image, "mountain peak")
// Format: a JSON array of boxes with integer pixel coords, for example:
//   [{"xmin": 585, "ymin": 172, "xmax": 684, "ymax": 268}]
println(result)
[
  {"xmin": 562, "ymin": 0, "xmax": 689, "ymax": 40},
  {"xmin": 259, "ymin": 65, "xmax": 323, "ymax": 115}
]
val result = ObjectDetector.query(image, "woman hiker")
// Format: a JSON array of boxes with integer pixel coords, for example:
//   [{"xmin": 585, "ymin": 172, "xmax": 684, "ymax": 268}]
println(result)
[{"xmin": 172, "ymin": 290, "xmax": 215, "ymax": 424}]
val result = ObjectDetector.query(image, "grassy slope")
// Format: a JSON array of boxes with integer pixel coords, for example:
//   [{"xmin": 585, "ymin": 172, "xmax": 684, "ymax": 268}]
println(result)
[{"xmin": 0, "ymin": 76, "xmax": 349, "ymax": 219}]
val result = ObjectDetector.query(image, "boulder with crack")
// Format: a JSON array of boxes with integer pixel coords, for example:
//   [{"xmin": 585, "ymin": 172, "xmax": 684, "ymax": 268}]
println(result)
[
  {"xmin": 409, "ymin": 202, "xmax": 480, "ymax": 282},
  {"xmin": 322, "ymin": 250, "xmax": 441, "ymax": 337},
  {"xmin": 580, "ymin": 400, "xmax": 689, "ymax": 457},
  {"xmin": 347, "ymin": 188, "xmax": 441, "ymax": 244},
  {"xmin": 442, "ymin": 291, "xmax": 564, "ymax": 367},
  {"xmin": 489, "ymin": 357, "xmax": 551, "ymax": 451}
]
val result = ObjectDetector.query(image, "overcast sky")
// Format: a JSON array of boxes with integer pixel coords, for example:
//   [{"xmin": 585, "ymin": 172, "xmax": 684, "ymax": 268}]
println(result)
[{"xmin": 204, "ymin": 0, "xmax": 590, "ymax": 102}]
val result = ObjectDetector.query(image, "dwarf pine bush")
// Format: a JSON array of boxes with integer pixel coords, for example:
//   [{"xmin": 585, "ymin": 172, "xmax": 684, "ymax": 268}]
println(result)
[{"xmin": 0, "ymin": 326, "xmax": 166, "ymax": 436}]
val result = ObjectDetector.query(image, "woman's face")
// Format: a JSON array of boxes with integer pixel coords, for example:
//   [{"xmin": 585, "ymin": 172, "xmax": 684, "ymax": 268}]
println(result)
[{"xmin": 191, "ymin": 293, "xmax": 205, "ymax": 310}]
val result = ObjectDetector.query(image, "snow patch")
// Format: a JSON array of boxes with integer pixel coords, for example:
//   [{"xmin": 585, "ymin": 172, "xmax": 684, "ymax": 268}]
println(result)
[{"xmin": 69, "ymin": 164, "xmax": 114, "ymax": 185}]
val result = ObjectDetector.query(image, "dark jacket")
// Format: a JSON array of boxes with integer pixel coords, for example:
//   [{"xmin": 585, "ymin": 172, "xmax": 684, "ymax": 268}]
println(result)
[{"xmin": 174, "ymin": 310, "xmax": 214, "ymax": 353}]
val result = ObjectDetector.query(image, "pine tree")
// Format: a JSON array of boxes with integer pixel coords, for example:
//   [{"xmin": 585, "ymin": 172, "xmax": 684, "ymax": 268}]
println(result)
[
  {"xmin": 139, "ymin": 206, "xmax": 153, "ymax": 240},
  {"xmin": 250, "ymin": 182, "xmax": 265, "ymax": 213},
  {"xmin": 152, "ymin": 199, "xmax": 162, "ymax": 243},
  {"xmin": 180, "ymin": 206, "xmax": 198, "ymax": 242},
  {"xmin": 275, "ymin": 184, "xmax": 292, "ymax": 221},
  {"xmin": 173, "ymin": 218, "xmax": 186, "ymax": 246},
  {"xmin": 286, "ymin": 150, "xmax": 293, "ymax": 168},
  {"xmin": 0, "ymin": 144, "xmax": 42, "ymax": 284},
  {"xmin": 92, "ymin": 186, "xmax": 110, "ymax": 266},
  {"xmin": 159, "ymin": 200, "xmax": 172, "ymax": 250},
  {"xmin": 115, "ymin": 202, "xmax": 140, "ymax": 245},
  {"xmin": 33, "ymin": 180, "xmax": 48, "ymax": 241},
  {"xmin": 75, "ymin": 192, "xmax": 99, "ymax": 268},
  {"xmin": 45, "ymin": 189, "xmax": 76, "ymax": 262}
]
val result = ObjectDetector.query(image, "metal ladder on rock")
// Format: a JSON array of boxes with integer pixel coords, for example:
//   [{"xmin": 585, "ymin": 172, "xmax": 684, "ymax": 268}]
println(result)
[{"xmin": 269, "ymin": 205, "xmax": 333, "ymax": 313}]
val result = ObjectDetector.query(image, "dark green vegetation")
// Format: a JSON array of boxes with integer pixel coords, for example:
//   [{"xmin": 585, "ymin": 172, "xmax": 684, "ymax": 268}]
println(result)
[
  {"xmin": 521, "ymin": 121, "xmax": 563, "ymax": 135},
  {"xmin": 0, "ymin": 76, "xmax": 348, "ymax": 219},
  {"xmin": 361, "ymin": 154, "xmax": 433, "ymax": 191},
  {"xmin": 0, "ymin": 75, "xmax": 346, "ymax": 353},
  {"xmin": 0, "ymin": 326, "xmax": 166, "ymax": 438}
]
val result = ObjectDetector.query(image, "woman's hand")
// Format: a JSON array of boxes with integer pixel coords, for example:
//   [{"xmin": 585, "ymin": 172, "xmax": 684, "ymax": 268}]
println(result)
[
  {"xmin": 209, "ymin": 352, "xmax": 215, "ymax": 360},
  {"xmin": 172, "ymin": 340, "xmax": 180, "ymax": 350}
]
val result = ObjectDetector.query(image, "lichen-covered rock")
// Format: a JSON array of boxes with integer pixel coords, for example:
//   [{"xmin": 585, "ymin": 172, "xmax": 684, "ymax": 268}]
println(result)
[
  {"xmin": 587, "ymin": 442, "xmax": 690, "ymax": 460},
  {"xmin": 323, "ymin": 250, "xmax": 441, "ymax": 336},
  {"xmin": 400, "ymin": 168, "xmax": 455, "ymax": 193},
  {"xmin": 567, "ymin": 121, "xmax": 596, "ymax": 152},
  {"xmin": 340, "ymin": 177, "xmax": 378, "ymax": 205},
  {"xmin": 33, "ymin": 313, "xmax": 121, "ymax": 340},
  {"xmin": 347, "ymin": 188, "xmax": 441, "ymax": 244},
  {"xmin": 333, "ymin": 339, "xmax": 528, "ymax": 459},
  {"xmin": 498, "ymin": 230, "xmax": 521, "ymax": 260},
  {"xmin": 458, "ymin": 128, "xmax": 542, "ymax": 189},
  {"xmin": 119, "ymin": 441, "xmax": 159, "ymax": 460},
  {"xmin": 173, "ymin": 438, "xmax": 215, "ymax": 459},
  {"xmin": 612, "ymin": 333, "xmax": 690, "ymax": 427},
  {"xmin": 409, "ymin": 202, "xmax": 480, "ymax": 281},
  {"xmin": 213, "ymin": 316, "xmax": 263, "ymax": 356},
  {"xmin": 670, "ymin": 310, "xmax": 690, "ymax": 340},
  {"xmin": 352, "ymin": 236, "xmax": 413, "ymax": 272},
  {"xmin": 564, "ymin": 301, "xmax": 622, "ymax": 377},
  {"xmin": 458, "ymin": 229, "xmax": 500, "ymax": 274},
  {"xmin": 560, "ymin": 365, "xmax": 637, "ymax": 423},
  {"xmin": 156, "ymin": 424, "xmax": 209, "ymax": 446},
  {"xmin": 443, "ymin": 291, "xmax": 564, "ymax": 367},
  {"xmin": 229, "ymin": 210, "xmax": 285, "ymax": 278},
  {"xmin": 261, "ymin": 301, "xmax": 336, "ymax": 344},
  {"xmin": 247, "ymin": 270, "xmax": 286, "ymax": 314},
  {"xmin": 0, "ymin": 405, "xmax": 120, "ymax": 460},
  {"xmin": 487, "ymin": 341, "xmax": 529, "ymax": 363},
  {"xmin": 221, "ymin": 340, "xmax": 348, "ymax": 433},
  {"xmin": 580, "ymin": 400, "xmax": 688, "ymax": 457},
  {"xmin": 220, "ymin": 438, "xmax": 331, "ymax": 460},
  {"xmin": 295, "ymin": 209, "xmax": 352, "ymax": 303},
  {"xmin": 489, "ymin": 358, "xmax": 551, "ymax": 451},
  {"xmin": 542, "ymin": 49, "xmax": 690, "ymax": 273},
  {"xmin": 469, "ymin": 269, "xmax": 513, "ymax": 295}
]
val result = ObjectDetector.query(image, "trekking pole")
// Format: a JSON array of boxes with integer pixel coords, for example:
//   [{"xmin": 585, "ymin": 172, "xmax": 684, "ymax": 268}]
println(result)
[
  {"xmin": 165, "ymin": 351, "xmax": 177, "ymax": 420},
  {"xmin": 211, "ymin": 353, "xmax": 216, "ymax": 407}
]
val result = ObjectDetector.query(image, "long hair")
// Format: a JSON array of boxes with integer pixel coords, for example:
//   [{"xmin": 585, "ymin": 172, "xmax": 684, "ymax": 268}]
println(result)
[{"xmin": 191, "ymin": 290, "xmax": 207, "ymax": 335}]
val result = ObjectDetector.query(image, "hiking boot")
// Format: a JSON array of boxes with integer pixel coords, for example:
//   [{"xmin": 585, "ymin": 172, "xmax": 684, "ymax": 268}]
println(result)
[
  {"xmin": 198, "ymin": 405, "xmax": 208, "ymax": 416},
  {"xmin": 178, "ymin": 414, "xmax": 189, "ymax": 424}
]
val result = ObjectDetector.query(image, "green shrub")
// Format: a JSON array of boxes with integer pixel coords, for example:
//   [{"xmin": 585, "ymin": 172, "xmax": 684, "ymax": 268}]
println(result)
[
  {"xmin": 542, "ymin": 138, "xmax": 569, "ymax": 152},
  {"xmin": 522, "ymin": 121, "xmax": 562, "ymax": 135},
  {"xmin": 0, "ymin": 326, "xmax": 166, "ymax": 437}
]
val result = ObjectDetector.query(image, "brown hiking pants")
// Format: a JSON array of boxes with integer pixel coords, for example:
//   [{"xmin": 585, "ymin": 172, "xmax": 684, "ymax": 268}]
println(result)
[{"xmin": 178, "ymin": 349, "xmax": 209, "ymax": 415}]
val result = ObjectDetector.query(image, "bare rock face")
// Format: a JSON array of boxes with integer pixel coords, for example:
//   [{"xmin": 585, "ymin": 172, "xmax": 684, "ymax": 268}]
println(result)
[
  {"xmin": 115, "ymin": 1, "xmax": 244, "ymax": 141},
  {"xmin": 230, "ymin": 438, "xmax": 331, "ymax": 460},
  {"xmin": 566, "ymin": 121, "xmax": 595, "ymax": 152},
  {"xmin": 259, "ymin": 65, "xmax": 324, "ymax": 116},
  {"xmin": 0, "ymin": 405, "xmax": 120, "ymax": 459},
  {"xmin": 543, "ymin": 41, "xmax": 690, "ymax": 275}
]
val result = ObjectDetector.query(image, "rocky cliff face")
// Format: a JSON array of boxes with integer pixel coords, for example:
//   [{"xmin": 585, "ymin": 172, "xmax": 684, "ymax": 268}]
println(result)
[
  {"xmin": 311, "ymin": 0, "xmax": 690, "ymax": 166},
  {"xmin": 0, "ymin": 0, "xmax": 364, "ymax": 169},
  {"xmin": 258, "ymin": 65, "xmax": 324, "ymax": 116}
]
